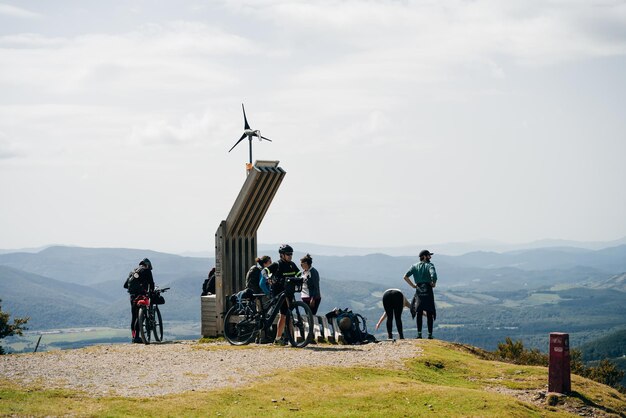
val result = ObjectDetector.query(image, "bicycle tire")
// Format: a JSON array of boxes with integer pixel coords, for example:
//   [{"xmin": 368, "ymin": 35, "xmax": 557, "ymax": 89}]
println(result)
[
  {"xmin": 153, "ymin": 306, "xmax": 163, "ymax": 342},
  {"xmin": 223, "ymin": 304, "xmax": 257, "ymax": 346},
  {"xmin": 138, "ymin": 307, "xmax": 151, "ymax": 344},
  {"xmin": 286, "ymin": 301, "xmax": 314, "ymax": 348}
]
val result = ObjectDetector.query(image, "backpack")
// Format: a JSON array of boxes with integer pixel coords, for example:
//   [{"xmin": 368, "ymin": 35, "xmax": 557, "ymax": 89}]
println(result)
[
  {"xmin": 327, "ymin": 308, "xmax": 377, "ymax": 345},
  {"xmin": 124, "ymin": 266, "xmax": 145, "ymax": 294}
]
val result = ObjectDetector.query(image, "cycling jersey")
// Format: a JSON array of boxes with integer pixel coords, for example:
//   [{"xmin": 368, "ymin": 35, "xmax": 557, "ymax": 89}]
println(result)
[{"xmin": 264, "ymin": 259, "xmax": 300, "ymax": 295}]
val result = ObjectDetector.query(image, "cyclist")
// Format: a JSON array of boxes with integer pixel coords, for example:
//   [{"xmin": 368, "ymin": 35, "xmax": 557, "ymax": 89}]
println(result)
[
  {"xmin": 125, "ymin": 258, "xmax": 155, "ymax": 343},
  {"xmin": 264, "ymin": 244, "xmax": 300, "ymax": 346}
]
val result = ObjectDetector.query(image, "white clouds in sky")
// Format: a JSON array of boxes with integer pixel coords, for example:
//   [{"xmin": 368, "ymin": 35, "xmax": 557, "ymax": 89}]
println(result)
[
  {"xmin": 0, "ymin": 0, "xmax": 625, "ymax": 252},
  {"xmin": 0, "ymin": 3, "xmax": 41, "ymax": 19}
]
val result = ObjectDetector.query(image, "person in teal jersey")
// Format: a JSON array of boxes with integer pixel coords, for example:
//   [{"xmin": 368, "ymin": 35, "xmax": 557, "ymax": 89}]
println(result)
[{"xmin": 403, "ymin": 250, "xmax": 437, "ymax": 339}]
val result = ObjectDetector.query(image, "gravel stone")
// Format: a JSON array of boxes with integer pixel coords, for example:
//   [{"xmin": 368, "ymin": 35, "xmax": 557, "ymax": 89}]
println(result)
[{"xmin": 0, "ymin": 340, "xmax": 420, "ymax": 397}]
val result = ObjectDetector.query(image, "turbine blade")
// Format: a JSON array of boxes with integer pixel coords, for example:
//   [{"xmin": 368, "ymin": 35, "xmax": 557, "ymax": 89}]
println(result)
[
  {"xmin": 228, "ymin": 133, "xmax": 247, "ymax": 152},
  {"xmin": 260, "ymin": 136, "xmax": 272, "ymax": 142},
  {"xmin": 242, "ymin": 103, "xmax": 251, "ymax": 130}
]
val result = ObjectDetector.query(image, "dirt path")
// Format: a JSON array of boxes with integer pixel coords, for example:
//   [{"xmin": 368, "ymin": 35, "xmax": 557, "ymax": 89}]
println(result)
[{"xmin": 0, "ymin": 340, "xmax": 420, "ymax": 397}]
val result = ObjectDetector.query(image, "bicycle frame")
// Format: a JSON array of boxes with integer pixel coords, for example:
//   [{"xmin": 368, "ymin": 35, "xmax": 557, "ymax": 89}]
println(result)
[
  {"xmin": 136, "ymin": 287, "xmax": 168, "ymax": 344},
  {"xmin": 223, "ymin": 278, "xmax": 313, "ymax": 347},
  {"xmin": 258, "ymin": 292, "xmax": 289, "ymax": 331}
]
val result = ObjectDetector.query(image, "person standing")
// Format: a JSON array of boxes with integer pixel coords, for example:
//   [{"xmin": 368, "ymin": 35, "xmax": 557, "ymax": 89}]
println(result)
[
  {"xmin": 264, "ymin": 244, "xmax": 300, "ymax": 346},
  {"xmin": 246, "ymin": 255, "xmax": 272, "ymax": 343},
  {"xmin": 246, "ymin": 256, "xmax": 272, "ymax": 295},
  {"xmin": 202, "ymin": 267, "xmax": 216, "ymax": 296},
  {"xmin": 403, "ymin": 250, "xmax": 437, "ymax": 339},
  {"xmin": 300, "ymin": 254, "xmax": 321, "ymax": 315},
  {"xmin": 124, "ymin": 258, "xmax": 155, "ymax": 343},
  {"xmin": 375, "ymin": 289, "xmax": 411, "ymax": 340}
]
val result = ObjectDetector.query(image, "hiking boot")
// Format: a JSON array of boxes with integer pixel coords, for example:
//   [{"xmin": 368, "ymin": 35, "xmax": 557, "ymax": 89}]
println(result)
[
  {"xmin": 132, "ymin": 337, "xmax": 143, "ymax": 344},
  {"xmin": 417, "ymin": 332, "xmax": 422, "ymax": 339},
  {"xmin": 427, "ymin": 334, "xmax": 433, "ymax": 340}
]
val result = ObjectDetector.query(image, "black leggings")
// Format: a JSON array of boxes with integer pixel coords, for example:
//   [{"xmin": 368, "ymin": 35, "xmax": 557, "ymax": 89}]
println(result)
[
  {"xmin": 382, "ymin": 290, "xmax": 404, "ymax": 339},
  {"xmin": 130, "ymin": 297, "xmax": 141, "ymax": 338},
  {"xmin": 417, "ymin": 311, "xmax": 434, "ymax": 334}
]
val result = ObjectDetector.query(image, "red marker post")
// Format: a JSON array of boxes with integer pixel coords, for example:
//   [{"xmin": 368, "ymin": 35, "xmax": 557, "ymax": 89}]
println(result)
[{"xmin": 549, "ymin": 332, "xmax": 571, "ymax": 394}]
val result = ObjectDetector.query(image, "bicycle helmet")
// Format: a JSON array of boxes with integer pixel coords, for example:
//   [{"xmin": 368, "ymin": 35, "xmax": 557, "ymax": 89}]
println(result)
[
  {"xmin": 278, "ymin": 244, "xmax": 293, "ymax": 254},
  {"xmin": 140, "ymin": 258, "xmax": 153, "ymax": 270}
]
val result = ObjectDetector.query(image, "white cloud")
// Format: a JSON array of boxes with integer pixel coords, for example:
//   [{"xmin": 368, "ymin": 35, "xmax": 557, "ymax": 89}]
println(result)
[
  {"xmin": 0, "ymin": 132, "xmax": 22, "ymax": 160},
  {"xmin": 0, "ymin": 0, "xmax": 625, "ymax": 251},
  {"xmin": 0, "ymin": 3, "xmax": 41, "ymax": 19},
  {"xmin": 129, "ymin": 110, "xmax": 229, "ymax": 147}
]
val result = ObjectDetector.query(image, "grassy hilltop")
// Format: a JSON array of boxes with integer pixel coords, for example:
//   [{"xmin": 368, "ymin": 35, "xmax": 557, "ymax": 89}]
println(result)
[{"xmin": 1, "ymin": 340, "xmax": 625, "ymax": 417}]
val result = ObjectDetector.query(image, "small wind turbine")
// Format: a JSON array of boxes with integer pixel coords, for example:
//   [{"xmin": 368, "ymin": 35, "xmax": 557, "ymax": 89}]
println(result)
[{"xmin": 228, "ymin": 104, "xmax": 272, "ymax": 164}]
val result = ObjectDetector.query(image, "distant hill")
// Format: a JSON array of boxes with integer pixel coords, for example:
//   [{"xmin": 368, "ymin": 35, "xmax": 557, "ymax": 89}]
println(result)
[
  {"xmin": 577, "ymin": 328, "xmax": 626, "ymax": 361},
  {"xmin": 584, "ymin": 272, "xmax": 626, "ymax": 292},
  {"xmin": 1, "ymin": 245, "xmax": 625, "ymax": 355},
  {"xmin": 446, "ymin": 245, "xmax": 626, "ymax": 273},
  {"xmin": 0, "ymin": 266, "xmax": 111, "ymax": 329},
  {"xmin": 0, "ymin": 246, "xmax": 213, "ymax": 286},
  {"xmin": 238, "ymin": 236, "xmax": 626, "ymax": 256}
]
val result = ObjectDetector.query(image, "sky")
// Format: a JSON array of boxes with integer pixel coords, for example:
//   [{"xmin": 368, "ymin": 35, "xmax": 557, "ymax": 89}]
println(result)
[{"xmin": 0, "ymin": 0, "xmax": 625, "ymax": 254}]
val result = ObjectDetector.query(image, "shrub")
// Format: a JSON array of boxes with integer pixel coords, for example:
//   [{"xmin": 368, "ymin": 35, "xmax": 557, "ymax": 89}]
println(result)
[
  {"xmin": 493, "ymin": 337, "xmax": 548, "ymax": 366},
  {"xmin": 0, "ymin": 300, "xmax": 29, "ymax": 354}
]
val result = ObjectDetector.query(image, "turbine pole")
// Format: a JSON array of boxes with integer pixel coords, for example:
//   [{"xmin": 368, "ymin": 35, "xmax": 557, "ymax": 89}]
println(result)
[{"xmin": 248, "ymin": 138, "xmax": 253, "ymax": 164}]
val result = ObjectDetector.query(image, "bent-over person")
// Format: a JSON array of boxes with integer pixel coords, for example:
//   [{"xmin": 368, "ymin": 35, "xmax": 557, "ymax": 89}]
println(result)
[{"xmin": 375, "ymin": 289, "xmax": 411, "ymax": 340}]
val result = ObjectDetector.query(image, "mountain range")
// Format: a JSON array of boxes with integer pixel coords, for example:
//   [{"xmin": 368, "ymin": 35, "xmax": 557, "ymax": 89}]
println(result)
[{"xmin": 1, "ymin": 243, "xmax": 625, "ymax": 358}]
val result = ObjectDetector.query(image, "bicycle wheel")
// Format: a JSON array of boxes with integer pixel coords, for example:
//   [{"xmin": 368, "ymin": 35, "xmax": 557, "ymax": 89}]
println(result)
[
  {"xmin": 223, "ymin": 304, "xmax": 257, "ymax": 346},
  {"xmin": 138, "ymin": 307, "xmax": 151, "ymax": 344},
  {"xmin": 285, "ymin": 301, "xmax": 314, "ymax": 348},
  {"xmin": 152, "ymin": 306, "xmax": 163, "ymax": 342}
]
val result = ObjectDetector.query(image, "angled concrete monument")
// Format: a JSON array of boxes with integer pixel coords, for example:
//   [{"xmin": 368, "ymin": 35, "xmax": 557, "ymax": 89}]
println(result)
[{"xmin": 201, "ymin": 160, "xmax": 286, "ymax": 337}]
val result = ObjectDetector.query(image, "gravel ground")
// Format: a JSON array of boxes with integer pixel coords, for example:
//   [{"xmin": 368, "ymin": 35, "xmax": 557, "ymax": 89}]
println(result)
[{"xmin": 0, "ymin": 340, "xmax": 421, "ymax": 398}]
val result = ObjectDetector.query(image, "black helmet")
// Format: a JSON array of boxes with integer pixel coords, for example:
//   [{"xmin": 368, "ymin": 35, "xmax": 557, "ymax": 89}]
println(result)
[
  {"xmin": 278, "ymin": 244, "xmax": 293, "ymax": 254},
  {"xmin": 140, "ymin": 258, "xmax": 153, "ymax": 270}
]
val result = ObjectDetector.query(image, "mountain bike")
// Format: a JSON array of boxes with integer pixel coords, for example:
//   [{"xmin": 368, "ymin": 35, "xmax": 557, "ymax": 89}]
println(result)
[
  {"xmin": 136, "ymin": 286, "xmax": 169, "ymax": 344},
  {"xmin": 223, "ymin": 277, "xmax": 314, "ymax": 348}
]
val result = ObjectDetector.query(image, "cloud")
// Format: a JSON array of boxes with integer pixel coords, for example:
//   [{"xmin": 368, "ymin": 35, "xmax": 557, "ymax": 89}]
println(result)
[
  {"xmin": 0, "ymin": 3, "xmax": 41, "ymax": 19},
  {"xmin": 0, "ymin": 22, "xmax": 258, "ymax": 100},
  {"xmin": 0, "ymin": 132, "xmax": 23, "ymax": 160},
  {"xmin": 237, "ymin": 0, "xmax": 626, "ymax": 66},
  {"xmin": 129, "ymin": 110, "xmax": 231, "ymax": 147}
]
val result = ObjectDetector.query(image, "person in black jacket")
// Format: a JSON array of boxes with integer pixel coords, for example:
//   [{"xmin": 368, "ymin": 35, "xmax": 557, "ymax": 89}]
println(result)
[
  {"xmin": 264, "ymin": 244, "xmax": 300, "ymax": 346},
  {"xmin": 246, "ymin": 256, "xmax": 271, "ymax": 294},
  {"xmin": 124, "ymin": 258, "xmax": 155, "ymax": 343},
  {"xmin": 202, "ymin": 267, "xmax": 216, "ymax": 296}
]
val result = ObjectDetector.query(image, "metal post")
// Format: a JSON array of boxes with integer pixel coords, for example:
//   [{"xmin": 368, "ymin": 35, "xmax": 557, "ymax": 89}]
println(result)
[
  {"xmin": 33, "ymin": 335, "xmax": 42, "ymax": 353},
  {"xmin": 549, "ymin": 332, "xmax": 571, "ymax": 393}
]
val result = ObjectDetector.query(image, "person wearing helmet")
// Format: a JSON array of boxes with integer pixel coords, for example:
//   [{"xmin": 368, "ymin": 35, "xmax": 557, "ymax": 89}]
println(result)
[
  {"xmin": 264, "ymin": 244, "xmax": 300, "ymax": 345},
  {"xmin": 125, "ymin": 258, "xmax": 155, "ymax": 343},
  {"xmin": 403, "ymin": 250, "xmax": 437, "ymax": 339}
]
